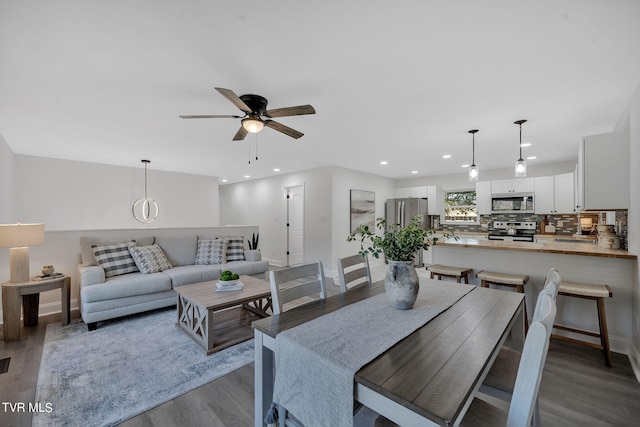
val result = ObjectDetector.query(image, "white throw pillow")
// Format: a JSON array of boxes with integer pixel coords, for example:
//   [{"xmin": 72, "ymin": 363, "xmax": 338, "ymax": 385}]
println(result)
[
  {"xmin": 195, "ymin": 239, "xmax": 228, "ymax": 265},
  {"xmin": 128, "ymin": 244, "xmax": 173, "ymax": 274}
]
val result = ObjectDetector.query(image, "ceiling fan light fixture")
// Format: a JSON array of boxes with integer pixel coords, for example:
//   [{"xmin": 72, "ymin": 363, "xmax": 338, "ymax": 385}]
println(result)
[
  {"xmin": 468, "ymin": 129, "xmax": 479, "ymax": 182},
  {"xmin": 514, "ymin": 119, "xmax": 527, "ymax": 178},
  {"xmin": 242, "ymin": 116, "xmax": 264, "ymax": 133}
]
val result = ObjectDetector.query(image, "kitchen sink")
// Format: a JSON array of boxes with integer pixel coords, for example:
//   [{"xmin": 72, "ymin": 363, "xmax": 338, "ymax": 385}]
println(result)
[{"xmin": 554, "ymin": 237, "xmax": 597, "ymax": 244}]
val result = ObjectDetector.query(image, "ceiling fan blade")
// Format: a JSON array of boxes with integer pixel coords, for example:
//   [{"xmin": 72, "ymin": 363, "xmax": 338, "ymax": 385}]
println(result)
[
  {"xmin": 179, "ymin": 115, "xmax": 240, "ymax": 119},
  {"xmin": 215, "ymin": 87, "xmax": 252, "ymax": 113},
  {"xmin": 264, "ymin": 120, "xmax": 304, "ymax": 139},
  {"xmin": 232, "ymin": 126, "xmax": 249, "ymax": 141},
  {"xmin": 265, "ymin": 105, "xmax": 316, "ymax": 118}
]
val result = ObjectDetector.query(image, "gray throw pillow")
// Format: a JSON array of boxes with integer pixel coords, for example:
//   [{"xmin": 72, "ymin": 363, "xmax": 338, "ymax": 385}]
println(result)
[
  {"xmin": 91, "ymin": 241, "xmax": 139, "ymax": 278},
  {"xmin": 128, "ymin": 244, "xmax": 173, "ymax": 274},
  {"xmin": 195, "ymin": 239, "xmax": 228, "ymax": 265}
]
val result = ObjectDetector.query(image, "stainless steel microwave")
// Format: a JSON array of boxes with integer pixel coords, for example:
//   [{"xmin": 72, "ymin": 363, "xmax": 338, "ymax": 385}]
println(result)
[{"xmin": 491, "ymin": 193, "xmax": 534, "ymax": 213}]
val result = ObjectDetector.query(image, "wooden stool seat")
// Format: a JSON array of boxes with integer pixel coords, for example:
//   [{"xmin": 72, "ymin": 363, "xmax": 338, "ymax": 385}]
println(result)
[
  {"xmin": 553, "ymin": 281, "xmax": 612, "ymax": 366},
  {"xmin": 477, "ymin": 270, "xmax": 530, "ymax": 332},
  {"xmin": 427, "ymin": 264, "xmax": 473, "ymax": 284}
]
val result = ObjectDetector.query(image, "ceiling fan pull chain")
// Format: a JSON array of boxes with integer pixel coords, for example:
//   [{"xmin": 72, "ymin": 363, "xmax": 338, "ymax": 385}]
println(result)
[
  {"xmin": 248, "ymin": 140, "xmax": 251, "ymax": 164},
  {"xmin": 255, "ymin": 134, "xmax": 259, "ymax": 161}
]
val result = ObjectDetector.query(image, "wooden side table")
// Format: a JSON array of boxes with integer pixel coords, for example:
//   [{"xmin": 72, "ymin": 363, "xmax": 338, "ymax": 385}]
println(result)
[{"xmin": 2, "ymin": 275, "xmax": 70, "ymax": 341}]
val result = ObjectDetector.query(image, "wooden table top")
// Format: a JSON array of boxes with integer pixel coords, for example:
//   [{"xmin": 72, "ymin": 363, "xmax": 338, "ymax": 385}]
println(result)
[
  {"xmin": 253, "ymin": 278, "xmax": 524, "ymax": 426},
  {"xmin": 175, "ymin": 275, "xmax": 271, "ymax": 311}
]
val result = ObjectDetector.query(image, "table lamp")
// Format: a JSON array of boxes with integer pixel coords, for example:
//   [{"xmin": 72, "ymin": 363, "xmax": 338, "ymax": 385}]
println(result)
[{"xmin": 0, "ymin": 222, "xmax": 45, "ymax": 282}]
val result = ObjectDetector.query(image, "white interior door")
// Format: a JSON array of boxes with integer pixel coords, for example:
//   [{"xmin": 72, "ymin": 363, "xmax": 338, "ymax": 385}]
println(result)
[{"xmin": 287, "ymin": 185, "xmax": 304, "ymax": 266}]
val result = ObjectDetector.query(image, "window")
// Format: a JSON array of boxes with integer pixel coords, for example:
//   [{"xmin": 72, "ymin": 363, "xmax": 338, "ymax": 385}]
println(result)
[{"xmin": 444, "ymin": 190, "xmax": 478, "ymax": 223}]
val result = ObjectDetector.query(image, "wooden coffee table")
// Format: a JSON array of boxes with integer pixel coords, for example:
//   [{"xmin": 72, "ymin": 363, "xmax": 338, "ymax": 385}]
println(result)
[{"xmin": 175, "ymin": 275, "xmax": 272, "ymax": 355}]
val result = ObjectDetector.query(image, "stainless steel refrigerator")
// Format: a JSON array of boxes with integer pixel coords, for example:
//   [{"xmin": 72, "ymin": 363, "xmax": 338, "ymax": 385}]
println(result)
[{"xmin": 385, "ymin": 198, "xmax": 430, "ymax": 265}]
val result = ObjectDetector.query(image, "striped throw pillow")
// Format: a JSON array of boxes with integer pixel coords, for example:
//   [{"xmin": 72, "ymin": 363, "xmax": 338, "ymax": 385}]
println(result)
[
  {"xmin": 91, "ymin": 241, "xmax": 139, "ymax": 278},
  {"xmin": 225, "ymin": 236, "xmax": 245, "ymax": 261}
]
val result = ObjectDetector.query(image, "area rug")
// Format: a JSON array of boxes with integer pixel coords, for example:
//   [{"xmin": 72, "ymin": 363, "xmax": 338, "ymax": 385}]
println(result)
[{"xmin": 33, "ymin": 308, "xmax": 254, "ymax": 427}]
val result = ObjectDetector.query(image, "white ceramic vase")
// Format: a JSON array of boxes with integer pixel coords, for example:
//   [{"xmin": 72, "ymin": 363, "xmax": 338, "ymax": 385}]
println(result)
[{"xmin": 384, "ymin": 260, "xmax": 419, "ymax": 310}]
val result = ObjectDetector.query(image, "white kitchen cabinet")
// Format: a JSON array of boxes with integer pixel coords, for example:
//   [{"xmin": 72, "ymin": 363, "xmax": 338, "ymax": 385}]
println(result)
[
  {"xmin": 426, "ymin": 185, "xmax": 443, "ymax": 216},
  {"xmin": 475, "ymin": 181, "xmax": 492, "ymax": 215},
  {"xmin": 577, "ymin": 130, "xmax": 630, "ymax": 210},
  {"xmin": 491, "ymin": 178, "xmax": 534, "ymax": 194},
  {"xmin": 395, "ymin": 186, "xmax": 428, "ymax": 199},
  {"xmin": 534, "ymin": 173, "xmax": 575, "ymax": 214}
]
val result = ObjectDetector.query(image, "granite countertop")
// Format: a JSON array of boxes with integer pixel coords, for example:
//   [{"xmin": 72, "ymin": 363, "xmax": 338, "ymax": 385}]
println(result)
[{"xmin": 437, "ymin": 237, "xmax": 636, "ymax": 260}]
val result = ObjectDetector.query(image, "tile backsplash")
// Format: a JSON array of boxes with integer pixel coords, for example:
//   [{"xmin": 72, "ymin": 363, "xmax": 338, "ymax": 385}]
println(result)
[{"xmin": 438, "ymin": 210, "xmax": 628, "ymax": 250}]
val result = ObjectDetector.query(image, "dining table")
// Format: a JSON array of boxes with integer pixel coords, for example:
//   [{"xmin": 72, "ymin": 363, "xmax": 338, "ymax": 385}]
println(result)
[{"xmin": 252, "ymin": 277, "xmax": 525, "ymax": 427}]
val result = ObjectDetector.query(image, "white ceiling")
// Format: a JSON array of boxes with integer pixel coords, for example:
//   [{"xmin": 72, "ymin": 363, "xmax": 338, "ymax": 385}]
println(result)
[{"xmin": 1, "ymin": 1, "xmax": 639, "ymax": 184}]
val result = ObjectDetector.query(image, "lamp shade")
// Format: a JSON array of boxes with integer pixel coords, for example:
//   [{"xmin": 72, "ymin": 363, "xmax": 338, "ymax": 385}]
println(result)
[
  {"xmin": 0, "ymin": 223, "xmax": 45, "ymax": 247},
  {"xmin": 242, "ymin": 117, "xmax": 264, "ymax": 133}
]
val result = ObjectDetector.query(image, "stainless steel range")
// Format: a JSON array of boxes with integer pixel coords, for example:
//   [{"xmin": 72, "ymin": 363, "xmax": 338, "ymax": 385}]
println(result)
[{"xmin": 488, "ymin": 221, "xmax": 536, "ymax": 242}]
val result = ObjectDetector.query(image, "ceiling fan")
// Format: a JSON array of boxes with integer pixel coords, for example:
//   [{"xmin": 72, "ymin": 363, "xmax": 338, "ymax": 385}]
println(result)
[{"xmin": 180, "ymin": 87, "xmax": 316, "ymax": 141}]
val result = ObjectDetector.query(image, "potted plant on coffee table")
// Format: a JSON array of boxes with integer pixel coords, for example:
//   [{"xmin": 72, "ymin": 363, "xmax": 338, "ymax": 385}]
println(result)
[{"xmin": 348, "ymin": 215, "xmax": 454, "ymax": 309}]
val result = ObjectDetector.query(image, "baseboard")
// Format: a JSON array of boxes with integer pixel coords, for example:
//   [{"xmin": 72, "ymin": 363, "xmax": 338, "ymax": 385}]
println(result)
[
  {"xmin": 629, "ymin": 340, "xmax": 640, "ymax": 383},
  {"xmin": 0, "ymin": 299, "xmax": 80, "ymax": 327}
]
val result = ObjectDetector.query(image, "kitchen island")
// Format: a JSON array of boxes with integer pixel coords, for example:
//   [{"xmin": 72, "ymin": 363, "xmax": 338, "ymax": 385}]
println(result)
[{"xmin": 431, "ymin": 238, "xmax": 637, "ymax": 354}]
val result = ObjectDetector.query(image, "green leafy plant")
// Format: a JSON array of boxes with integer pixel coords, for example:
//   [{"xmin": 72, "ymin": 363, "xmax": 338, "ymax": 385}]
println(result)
[
  {"xmin": 347, "ymin": 215, "xmax": 456, "ymax": 261},
  {"xmin": 220, "ymin": 270, "xmax": 240, "ymax": 281},
  {"xmin": 248, "ymin": 232, "xmax": 259, "ymax": 250}
]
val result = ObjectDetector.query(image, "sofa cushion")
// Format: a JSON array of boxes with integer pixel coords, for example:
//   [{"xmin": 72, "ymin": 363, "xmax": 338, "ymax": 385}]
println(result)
[
  {"xmin": 91, "ymin": 241, "xmax": 139, "ymax": 278},
  {"xmin": 195, "ymin": 239, "xmax": 228, "ymax": 265},
  {"xmin": 81, "ymin": 271, "xmax": 172, "ymax": 302},
  {"xmin": 225, "ymin": 236, "xmax": 245, "ymax": 261},
  {"xmin": 163, "ymin": 265, "xmax": 222, "ymax": 287},
  {"xmin": 225, "ymin": 259, "xmax": 270, "ymax": 276},
  {"xmin": 129, "ymin": 244, "xmax": 173, "ymax": 274},
  {"xmin": 155, "ymin": 236, "xmax": 197, "ymax": 266},
  {"xmin": 80, "ymin": 236, "xmax": 155, "ymax": 266}
]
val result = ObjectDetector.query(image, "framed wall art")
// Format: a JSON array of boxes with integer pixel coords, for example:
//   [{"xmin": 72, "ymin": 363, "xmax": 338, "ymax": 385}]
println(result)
[{"xmin": 350, "ymin": 190, "xmax": 375, "ymax": 234}]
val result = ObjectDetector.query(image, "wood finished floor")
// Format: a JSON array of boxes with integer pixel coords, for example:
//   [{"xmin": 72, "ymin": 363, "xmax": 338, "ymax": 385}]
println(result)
[{"xmin": 2, "ymin": 306, "xmax": 640, "ymax": 426}]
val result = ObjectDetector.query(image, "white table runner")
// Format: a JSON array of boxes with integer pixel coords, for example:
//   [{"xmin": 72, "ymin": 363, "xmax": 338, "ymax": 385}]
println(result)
[{"xmin": 271, "ymin": 280, "xmax": 475, "ymax": 427}]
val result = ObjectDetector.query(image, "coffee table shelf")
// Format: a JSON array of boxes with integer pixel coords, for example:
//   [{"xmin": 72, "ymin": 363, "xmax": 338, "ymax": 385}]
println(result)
[{"xmin": 175, "ymin": 275, "xmax": 272, "ymax": 355}]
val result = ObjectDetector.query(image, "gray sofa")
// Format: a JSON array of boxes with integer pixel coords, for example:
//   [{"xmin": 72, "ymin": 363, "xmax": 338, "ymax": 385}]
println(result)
[{"xmin": 77, "ymin": 234, "xmax": 269, "ymax": 329}]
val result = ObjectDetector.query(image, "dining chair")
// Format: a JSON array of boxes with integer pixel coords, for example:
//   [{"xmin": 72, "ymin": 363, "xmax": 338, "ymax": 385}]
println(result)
[
  {"xmin": 337, "ymin": 253, "xmax": 372, "ymax": 293},
  {"xmin": 376, "ymin": 291, "xmax": 557, "ymax": 427},
  {"xmin": 478, "ymin": 269, "xmax": 561, "ymax": 424},
  {"xmin": 269, "ymin": 262, "xmax": 327, "ymax": 315}
]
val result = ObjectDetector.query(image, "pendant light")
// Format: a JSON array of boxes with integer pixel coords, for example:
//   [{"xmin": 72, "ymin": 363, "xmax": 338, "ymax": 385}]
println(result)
[
  {"xmin": 132, "ymin": 159, "xmax": 159, "ymax": 223},
  {"xmin": 514, "ymin": 119, "xmax": 527, "ymax": 178},
  {"xmin": 468, "ymin": 129, "xmax": 479, "ymax": 182}
]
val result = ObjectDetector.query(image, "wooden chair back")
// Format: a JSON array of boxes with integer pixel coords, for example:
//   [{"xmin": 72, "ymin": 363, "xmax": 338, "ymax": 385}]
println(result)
[
  {"xmin": 337, "ymin": 254, "xmax": 372, "ymax": 293},
  {"xmin": 507, "ymin": 292, "xmax": 557, "ymax": 426},
  {"xmin": 269, "ymin": 262, "xmax": 327, "ymax": 315}
]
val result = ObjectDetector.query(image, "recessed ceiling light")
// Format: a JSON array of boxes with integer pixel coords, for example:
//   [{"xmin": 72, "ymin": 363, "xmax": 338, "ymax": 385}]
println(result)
[
  {"xmin": 461, "ymin": 164, "xmax": 469, "ymax": 168},
  {"xmin": 521, "ymin": 143, "xmax": 532, "ymax": 147},
  {"xmin": 380, "ymin": 161, "xmax": 388, "ymax": 165},
  {"xmin": 527, "ymin": 156, "xmax": 537, "ymax": 160},
  {"xmin": 244, "ymin": 175, "xmax": 250, "ymax": 178},
  {"xmin": 273, "ymin": 168, "xmax": 280, "ymax": 172},
  {"xmin": 442, "ymin": 154, "xmax": 452, "ymax": 159},
  {"xmin": 411, "ymin": 170, "xmax": 418, "ymax": 174},
  {"xmin": 221, "ymin": 179, "xmax": 228, "ymax": 183}
]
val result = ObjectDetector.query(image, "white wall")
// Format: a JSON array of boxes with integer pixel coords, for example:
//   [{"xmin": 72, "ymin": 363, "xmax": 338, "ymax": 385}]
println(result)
[
  {"xmin": 0, "ymin": 135, "xmax": 14, "ymax": 222},
  {"xmin": 331, "ymin": 167, "xmax": 396, "ymax": 270},
  {"xmin": 0, "ymin": 153, "xmax": 224, "ymax": 324},
  {"xmin": 12, "ymin": 155, "xmax": 219, "ymax": 230},
  {"xmin": 616, "ymin": 80, "xmax": 640, "ymax": 377},
  {"xmin": 219, "ymin": 166, "xmax": 397, "ymax": 275},
  {"xmin": 219, "ymin": 166, "xmax": 333, "ymax": 268}
]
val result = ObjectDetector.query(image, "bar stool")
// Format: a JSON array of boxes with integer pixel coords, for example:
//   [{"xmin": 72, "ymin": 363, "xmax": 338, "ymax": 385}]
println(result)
[
  {"xmin": 552, "ymin": 281, "xmax": 613, "ymax": 366},
  {"xmin": 477, "ymin": 270, "xmax": 530, "ymax": 332},
  {"xmin": 426, "ymin": 264, "xmax": 474, "ymax": 284}
]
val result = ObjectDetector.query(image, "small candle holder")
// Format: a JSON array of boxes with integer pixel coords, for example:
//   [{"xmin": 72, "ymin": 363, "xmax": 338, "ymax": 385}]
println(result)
[{"xmin": 42, "ymin": 265, "xmax": 55, "ymax": 276}]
